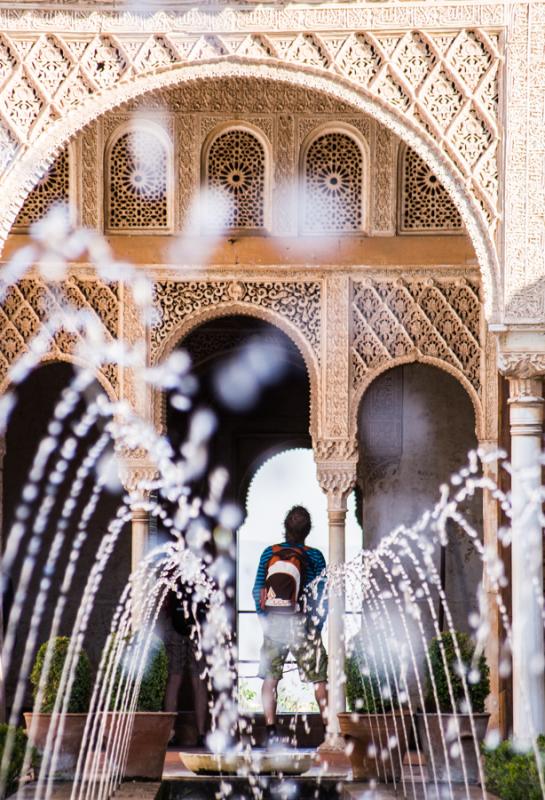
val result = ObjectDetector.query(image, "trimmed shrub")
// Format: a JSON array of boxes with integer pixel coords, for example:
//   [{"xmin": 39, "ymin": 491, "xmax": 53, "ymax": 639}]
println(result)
[
  {"xmin": 345, "ymin": 654, "xmax": 399, "ymax": 714},
  {"xmin": 30, "ymin": 637, "xmax": 92, "ymax": 713},
  {"xmin": 0, "ymin": 724, "xmax": 32, "ymax": 796},
  {"xmin": 109, "ymin": 634, "xmax": 168, "ymax": 712},
  {"xmin": 425, "ymin": 631, "xmax": 489, "ymax": 714},
  {"xmin": 483, "ymin": 736, "xmax": 545, "ymax": 800}
]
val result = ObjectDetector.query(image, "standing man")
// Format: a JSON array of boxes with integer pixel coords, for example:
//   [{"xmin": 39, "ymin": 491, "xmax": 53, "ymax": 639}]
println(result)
[{"xmin": 252, "ymin": 505, "xmax": 328, "ymax": 743}]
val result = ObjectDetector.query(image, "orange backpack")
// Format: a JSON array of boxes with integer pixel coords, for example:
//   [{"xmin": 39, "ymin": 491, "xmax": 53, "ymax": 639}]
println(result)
[{"xmin": 260, "ymin": 545, "xmax": 308, "ymax": 614}]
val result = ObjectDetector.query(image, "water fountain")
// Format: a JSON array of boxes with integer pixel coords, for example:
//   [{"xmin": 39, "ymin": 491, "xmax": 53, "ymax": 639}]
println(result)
[{"xmin": 0, "ymin": 209, "xmax": 544, "ymax": 800}]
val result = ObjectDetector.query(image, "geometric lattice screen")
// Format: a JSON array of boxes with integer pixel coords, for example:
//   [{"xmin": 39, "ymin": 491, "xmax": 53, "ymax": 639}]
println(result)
[
  {"xmin": 107, "ymin": 129, "xmax": 169, "ymax": 230},
  {"xmin": 303, "ymin": 132, "xmax": 363, "ymax": 233},
  {"xmin": 399, "ymin": 145, "xmax": 463, "ymax": 234},
  {"xmin": 206, "ymin": 128, "xmax": 266, "ymax": 230},
  {"xmin": 13, "ymin": 148, "xmax": 70, "ymax": 230}
]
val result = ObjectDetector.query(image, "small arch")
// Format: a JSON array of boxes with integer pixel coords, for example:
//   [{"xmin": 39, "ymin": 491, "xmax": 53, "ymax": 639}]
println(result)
[
  {"xmin": 153, "ymin": 302, "xmax": 320, "ymax": 439},
  {"xmin": 397, "ymin": 143, "xmax": 464, "ymax": 235},
  {"xmin": 300, "ymin": 122, "xmax": 369, "ymax": 234},
  {"xmin": 104, "ymin": 120, "xmax": 173, "ymax": 233},
  {"xmin": 0, "ymin": 353, "xmax": 118, "ymax": 406},
  {"xmin": 350, "ymin": 354, "xmax": 483, "ymax": 442},
  {"xmin": 201, "ymin": 122, "xmax": 271, "ymax": 232}
]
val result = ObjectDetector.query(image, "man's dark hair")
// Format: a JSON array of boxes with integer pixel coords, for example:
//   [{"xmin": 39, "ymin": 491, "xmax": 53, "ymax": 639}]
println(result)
[{"xmin": 284, "ymin": 505, "xmax": 311, "ymax": 544}]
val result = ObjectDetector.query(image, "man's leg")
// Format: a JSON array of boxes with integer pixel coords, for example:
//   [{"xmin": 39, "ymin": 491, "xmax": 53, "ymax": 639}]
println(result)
[
  {"xmin": 262, "ymin": 677, "xmax": 280, "ymax": 726},
  {"xmin": 314, "ymin": 681, "xmax": 328, "ymax": 726}
]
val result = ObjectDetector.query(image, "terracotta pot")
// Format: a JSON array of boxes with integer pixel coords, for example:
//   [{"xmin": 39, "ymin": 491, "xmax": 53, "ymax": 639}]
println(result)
[
  {"xmin": 24, "ymin": 712, "xmax": 88, "ymax": 778},
  {"xmin": 415, "ymin": 712, "xmax": 489, "ymax": 784},
  {"xmin": 103, "ymin": 711, "xmax": 176, "ymax": 780},
  {"xmin": 338, "ymin": 711, "xmax": 412, "ymax": 781}
]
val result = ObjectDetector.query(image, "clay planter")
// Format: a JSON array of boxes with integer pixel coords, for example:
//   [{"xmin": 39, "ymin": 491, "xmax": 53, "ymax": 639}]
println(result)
[
  {"xmin": 103, "ymin": 711, "xmax": 176, "ymax": 780},
  {"xmin": 24, "ymin": 712, "xmax": 88, "ymax": 778},
  {"xmin": 415, "ymin": 712, "xmax": 490, "ymax": 784},
  {"xmin": 338, "ymin": 711, "xmax": 412, "ymax": 781}
]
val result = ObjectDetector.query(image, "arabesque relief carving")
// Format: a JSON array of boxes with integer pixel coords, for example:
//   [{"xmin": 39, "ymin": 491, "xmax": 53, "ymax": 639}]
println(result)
[
  {"xmin": 0, "ymin": 274, "xmax": 119, "ymax": 395},
  {"xmin": 351, "ymin": 274, "xmax": 482, "ymax": 399}
]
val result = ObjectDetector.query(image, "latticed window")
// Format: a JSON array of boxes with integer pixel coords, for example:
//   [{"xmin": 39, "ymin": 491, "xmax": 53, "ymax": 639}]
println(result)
[
  {"xmin": 303, "ymin": 132, "xmax": 363, "ymax": 233},
  {"xmin": 14, "ymin": 148, "xmax": 70, "ymax": 229},
  {"xmin": 206, "ymin": 128, "xmax": 266, "ymax": 230},
  {"xmin": 107, "ymin": 128, "xmax": 169, "ymax": 231},
  {"xmin": 399, "ymin": 146, "xmax": 462, "ymax": 233}
]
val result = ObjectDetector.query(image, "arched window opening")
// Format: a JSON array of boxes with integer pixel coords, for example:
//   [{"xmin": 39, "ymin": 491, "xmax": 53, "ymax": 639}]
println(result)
[
  {"xmin": 302, "ymin": 131, "xmax": 364, "ymax": 233},
  {"xmin": 398, "ymin": 145, "xmax": 463, "ymax": 234},
  {"xmin": 13, "ymin": 147, "xmax": 70, "ymax": 230},
  {"xmin": 237, "ymin": 448, "xmax": 362, "ymax": 713},
  {"xmin": 106, "ymin": 126, "xmax": 170, "ymax": 231},
  {"xmin": 205, "ymin": 128, "xmax": 267, "ymax": 230}
]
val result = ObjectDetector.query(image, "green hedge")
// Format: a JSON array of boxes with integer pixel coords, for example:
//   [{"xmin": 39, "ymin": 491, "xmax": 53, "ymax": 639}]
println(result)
[
  {"xmin": 30, "ymin": 637, "xmax": 92, "ymax": 713},
  {"xmin": 0, "ymin": 724, "xmax": 32, "ymax": 796},
  {"xmin": 425, "ymin": 631, "xmax": 489, "ymax": 714},
  {"xmin": 108, "ymin": 634, "xmax": 168, "ymax": 712},
  {"xmin": 345, "ymin": 654, "xmax": 399, "ymax": 714},
  {"xmin": 483, "ymin": 737, "xmax": 545, "ymax": 800}
]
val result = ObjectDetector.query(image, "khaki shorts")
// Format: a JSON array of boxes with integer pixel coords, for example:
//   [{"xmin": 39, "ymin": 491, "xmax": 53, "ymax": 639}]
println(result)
[{"xmin": 258, "ymin": 614, "xmax": 328, "ymax": 683}]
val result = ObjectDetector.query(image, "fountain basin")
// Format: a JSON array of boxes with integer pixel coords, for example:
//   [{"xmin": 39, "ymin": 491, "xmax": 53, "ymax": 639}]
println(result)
[
  {"xmin": 338, "ymin": 711, "xmax": 412, "ymax": 781},
  {"xmin": 179, "ymin": 749, "xmax": 314, "ymax": 775}
]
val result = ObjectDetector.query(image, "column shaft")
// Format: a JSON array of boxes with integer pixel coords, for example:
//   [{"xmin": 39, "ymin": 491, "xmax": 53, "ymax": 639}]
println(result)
[
  {"xmin": 326, "ymin": 502, "xmax": 347, "ymax": 740},
  {"xmin": 131, "ymin": 506, "xmax": 149, "ymax": 630},
  {"xmin": 509, "ymin": 377, "xmax": 545, "ymax": 739}
]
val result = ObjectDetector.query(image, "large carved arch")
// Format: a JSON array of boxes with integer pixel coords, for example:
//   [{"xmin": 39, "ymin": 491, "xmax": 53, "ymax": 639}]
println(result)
[
  {"xmin": 151, "ymin": 299, "xmax": 321, "ymax": 437},
  {"xmin": 0, "ymin": 59, "xmax": 500, "ymax": 320}
]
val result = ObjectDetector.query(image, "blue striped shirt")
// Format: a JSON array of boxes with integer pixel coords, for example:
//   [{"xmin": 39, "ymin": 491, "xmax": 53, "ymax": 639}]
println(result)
[{"xmin": 252, "ymin": 542, "xmax": 328, "ymax": 628}]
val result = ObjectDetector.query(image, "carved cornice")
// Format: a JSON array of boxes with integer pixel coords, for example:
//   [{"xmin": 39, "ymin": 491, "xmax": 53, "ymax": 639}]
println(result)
[{"xmin": 314, "ymin": 438, "xmax": 357, "ymax": 462}]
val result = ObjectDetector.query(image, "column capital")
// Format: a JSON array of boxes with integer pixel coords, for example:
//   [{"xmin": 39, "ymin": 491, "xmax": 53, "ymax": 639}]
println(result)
[
  {"xmin": 118, "ymin": 448, "xmax": 159, "ymax": 501},
  {"xmin": 315, "ymin": 461, "xmax": 357, "ymax": 512}
]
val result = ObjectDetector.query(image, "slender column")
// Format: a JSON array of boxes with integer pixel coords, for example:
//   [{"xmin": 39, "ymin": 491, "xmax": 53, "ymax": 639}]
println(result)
[
  {"xmin": 326, "ymin": 492, "xmax": 348, "ymax": 742},
  {"xmin": 0, "ymin": 435, "xmax": 5, "ymax": 723},
  {"xmin": 508, "ymin": 376, "xmax": 545, "ymax": 739},
  {"xmin": 316, "ymin": 455, "xmax": 357, "ymax": 749},
  {"xmin": 480, "ymin": 447, "xmax": 501, "ymax": 732},
  {"xmin": 119, "ymin": 456, "xmax": 157, "ymax": 630}
]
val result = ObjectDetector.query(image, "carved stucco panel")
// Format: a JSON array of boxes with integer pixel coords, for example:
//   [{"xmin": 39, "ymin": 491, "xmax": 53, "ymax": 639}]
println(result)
[
  {"xmin": 151, "ymin": 279, "xmax": 322, "ymax": 364},
  {"xmin": 323, "ymin": 274, "xmax": 350, "ymax": 441},
  {"xmin": 350, "ymin": 273, "xmax": 484, "ymax": 437},
  {"xmin": 0, "ymin": 273, "xmax": 120, "ymax": 398}
]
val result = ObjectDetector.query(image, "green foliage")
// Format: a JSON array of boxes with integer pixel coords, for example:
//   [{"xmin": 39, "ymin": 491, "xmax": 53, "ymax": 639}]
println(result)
[
  {"xmin": 108, "ymin": 634, "xmax": 168, "ymax": 712},
  {"xmin": 0, "ymin": 724, "xmax": 33, "ymax": 796},
  {"xmin": 483, "ymin": 736, "xmax": 545, "ymax": 800},
  {"xmin": 30, "ymin": 637, "xmax": 92, "ymax": 713},
  {"xmin": 345, "ymin": 655, "xmax": 398, "ymax": 714},
  {"xmin": 425, "ymin": 631, "xmax": 490, "ymax": 714}
]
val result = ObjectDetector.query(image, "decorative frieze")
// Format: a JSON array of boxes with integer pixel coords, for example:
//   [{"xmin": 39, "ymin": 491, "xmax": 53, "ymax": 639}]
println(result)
[{"xmin": 151, "ymin": 279, "xmax": 322, "ymax": 363}]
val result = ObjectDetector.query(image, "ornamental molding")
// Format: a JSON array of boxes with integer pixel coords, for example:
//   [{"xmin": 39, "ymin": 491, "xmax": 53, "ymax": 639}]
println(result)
[
  {"xmin": 0, "ymin": 274, "xmax": 119, "ymax": 398},
  {"xmin": 314, "ymin": 438, "xmax": 358, "ymax": 462},
  {"xmin": 0, "ymin": 33, "xmax": 503, "ymax": 318}
]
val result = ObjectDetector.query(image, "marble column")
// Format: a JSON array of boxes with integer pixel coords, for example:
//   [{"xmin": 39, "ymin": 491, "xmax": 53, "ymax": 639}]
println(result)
[
  {"xmin": 0, "ymin": 435, "xmax": 5, "ymax": 723},
  {"xmin": 120, "ymin": 457, "xmax": 157, "ymax": 630},
  {"xmin": 316, "ymin": 457, "xmax": 357, "ymax": 749},
  {"xmin": 507, "ymin": 376, "xmax": 545, "ymax": 739}
]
